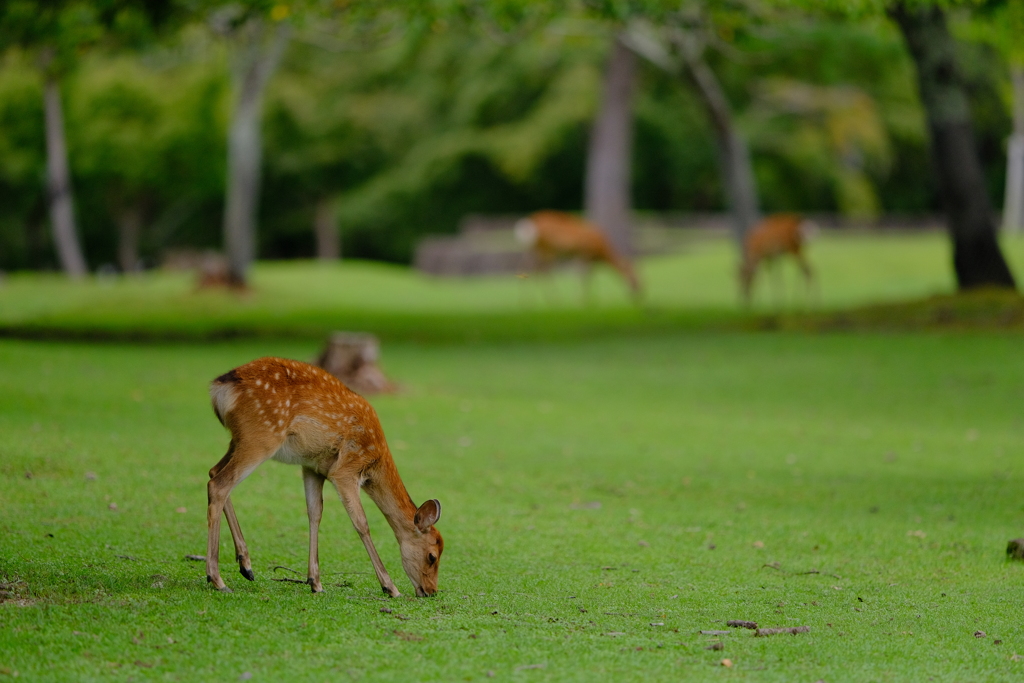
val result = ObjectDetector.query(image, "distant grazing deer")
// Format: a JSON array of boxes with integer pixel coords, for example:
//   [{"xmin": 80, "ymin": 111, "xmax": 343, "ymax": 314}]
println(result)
[
  {"xmin": 514, "ymin": 210, "xmax": 642, "ymax": 302},
  {"xmin": 739, "ymin": 213, "xmax": 817, "ymax": 305},
  {"xmin": 206, "ymin": 357, "xmax": 443, "ymax": 596}
]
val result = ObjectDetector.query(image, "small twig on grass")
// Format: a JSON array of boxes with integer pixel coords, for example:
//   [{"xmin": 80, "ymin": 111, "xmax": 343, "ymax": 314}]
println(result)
[
  {"xmin": 727, "ymin": 620, "xmax": 758, "ymax": 629},
  {"xmin": 797, "ymin": 569, "xmax": 843, "ymax": 579},
  {"xmin": 184, "ymin": 554, "xmax": 205, "ymax": 562},
  {"xmin": 759, "ymin": 563, "xmax": 841, "ymax": 580},
  {"xmin": 270, "ymin": 566, "xmax": 308, "ymax": 584},
  {"xmin": 755, "ymin": 626, "xmax": 810, "ymax": 636},
  {"xmin": 701, "ymin": 630, "xmax": 731, "ymax": 636},
  {"xmin": 271, "ymin": 566, "xmax": 303, "ymax": 575}
]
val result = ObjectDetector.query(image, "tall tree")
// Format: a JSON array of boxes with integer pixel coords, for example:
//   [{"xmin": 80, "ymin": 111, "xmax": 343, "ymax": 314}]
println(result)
[
  {"xmin": 959, "ymin": 0, "xmax": 1024, "ymax": 233},
  {"xmin": 210, "ymin": 5, "xmax": 291, "ymax": 285},
  {"xmin": 0, "ymin": 2, "xmax": 101, "ymax": 278},
  {"xmin": 41, "ymin": 50, "xmax": 88, "ymax": 277},
  {"xmin": 889, "ymin": 2, "xmax": 1015, "ymax": 289},
  {"xmin": 0, "ymin": 0, "xmax": 176, "ymax": 278},
  {"xmin": 623, "ymin": 8, "xmax": 760, "ymax": 246},
  {"xmin": 584, "ymin": 35, "xmax": 637, "ymax": 256},
  {"xmin": 1009, "ymin": 64, "xmax": 1024, "ymax": 233}
]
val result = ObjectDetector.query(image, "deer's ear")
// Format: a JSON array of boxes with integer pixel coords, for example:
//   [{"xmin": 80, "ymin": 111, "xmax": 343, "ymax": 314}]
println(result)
[{"xmin": 414, "ymin": 499, "xmax": 441, "ymax": 532}]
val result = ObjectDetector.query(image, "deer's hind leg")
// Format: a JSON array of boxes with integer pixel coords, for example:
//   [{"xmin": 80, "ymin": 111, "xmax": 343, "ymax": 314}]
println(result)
[
  {"xmin": 206, "ymin": 437, "xmax": 279, "ymax": 591},
  {"xmin": 209, "ymin": 442, "xmax": 255, "ymax": 582}
]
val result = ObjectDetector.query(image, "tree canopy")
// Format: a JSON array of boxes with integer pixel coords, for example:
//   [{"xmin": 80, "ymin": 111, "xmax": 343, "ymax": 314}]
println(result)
[{"xmin": 0, "ymin": 0, "xmax": 1017, "ymax": 270}]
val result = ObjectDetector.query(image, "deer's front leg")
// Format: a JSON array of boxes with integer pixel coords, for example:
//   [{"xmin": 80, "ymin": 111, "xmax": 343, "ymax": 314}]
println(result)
[
  {"xmin": 333, "ymin": 478, "xmax": 400, "ymax": 597},
  {"xmin": 302, "ymin": 467, "xmax": 326, "ymax": 593}
]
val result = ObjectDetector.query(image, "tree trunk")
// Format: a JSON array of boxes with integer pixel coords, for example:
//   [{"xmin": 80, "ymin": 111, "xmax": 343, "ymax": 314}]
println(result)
[
  {"xmin": 890, "ymin": 3, "xmax": 1016, "ymax": 289},
  {"xmin": 223, "ymin": 21, "xmax": 290, "ymax": 285},
  {"xmin": 620, "ymin": 20, "xmax": 760, "ymax": 247},
  {"xmin": 1004, "ymin": 64, "xmax": 1024, "ymax": 233},
  {"xmin": 584, "ymin": 36, "xmax": 636, "ymax": 256},
  {"xmin": 683, "ymin": 54, "xmax": 760, "ymax": 246},
  {"xmin": 43, "ymin": 76, "xmax": 87, "ymax": 278},
  {"xmin": 116, "ymin": 204, "xmax": 143, "ymax": 273},
  {"xmin": 314, "ymin": 197, "xmax": 340, "ymax": 261}
]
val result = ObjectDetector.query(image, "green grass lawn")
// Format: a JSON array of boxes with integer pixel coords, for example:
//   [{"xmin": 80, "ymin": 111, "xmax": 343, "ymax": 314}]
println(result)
[
  {"xmin": 2, "ymin": 333, "xmax": 1024, "ymax": 681},
  {"xmin": 4, "ymin": 231, "xmax": 1024, "ymax": 341}
]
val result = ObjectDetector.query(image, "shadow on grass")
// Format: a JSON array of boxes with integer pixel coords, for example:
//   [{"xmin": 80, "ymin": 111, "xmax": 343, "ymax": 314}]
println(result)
[{"xmin": 1, "ymin": 288, "xmax": 1022, "ymax": 344}]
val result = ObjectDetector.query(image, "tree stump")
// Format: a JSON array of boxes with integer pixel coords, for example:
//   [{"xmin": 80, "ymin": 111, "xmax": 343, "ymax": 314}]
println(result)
[
  {"xmin": 314, "ymin": 332, "xmax": 397, "ymax": 395},
  {"xmin": 1007, "ymin": 539, "xmax": 1024, "ymax": 560}
]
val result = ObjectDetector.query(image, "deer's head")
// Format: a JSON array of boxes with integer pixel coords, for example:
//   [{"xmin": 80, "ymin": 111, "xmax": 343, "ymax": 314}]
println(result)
[{"xmin": 400, "ymin": 499, "xmax": 443, "ymax": 597}]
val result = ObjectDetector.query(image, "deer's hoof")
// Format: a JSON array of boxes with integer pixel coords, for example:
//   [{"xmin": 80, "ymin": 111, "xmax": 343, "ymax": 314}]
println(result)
[
  {"xmin": 307, "ymin": 578, "xmax": 324, "ymax": 594},
  {"xmin": 207, "ymin": 577, "xmax": 232, "ymax": 593},
  {"xmin": 239, "ymin": 567, "xmax": 255, "ymax": 582}
]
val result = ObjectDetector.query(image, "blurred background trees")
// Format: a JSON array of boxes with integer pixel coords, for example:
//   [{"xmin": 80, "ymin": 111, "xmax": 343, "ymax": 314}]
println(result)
[{"xmin": 0, "ymin": 0, "xmax": 1019, "ymax": 287}]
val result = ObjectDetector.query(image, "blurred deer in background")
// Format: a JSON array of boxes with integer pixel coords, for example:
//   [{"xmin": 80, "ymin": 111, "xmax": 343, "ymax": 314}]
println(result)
[
  {"xmin": 514, "ymin": 210, "xmax": 642, "ymax": 303},
  {"xmin": 739, "ymin": 213, "xmax": 817, "ymax": 305},
  {"xmin": 206, "ymin": 357, "xmax": 442, "ymax": 596}
]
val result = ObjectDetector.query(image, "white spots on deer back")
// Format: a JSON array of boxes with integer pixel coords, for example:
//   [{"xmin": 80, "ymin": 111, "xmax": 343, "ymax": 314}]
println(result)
[{"xmin": 217, "ymin": 357, "xmax": 396, "ymax": 466}]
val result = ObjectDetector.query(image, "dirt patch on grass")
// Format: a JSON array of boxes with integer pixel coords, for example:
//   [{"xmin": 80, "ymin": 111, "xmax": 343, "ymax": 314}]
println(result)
[{"xmin": 0, "ymin": 578, "xmax": 34, "ymax": 606}]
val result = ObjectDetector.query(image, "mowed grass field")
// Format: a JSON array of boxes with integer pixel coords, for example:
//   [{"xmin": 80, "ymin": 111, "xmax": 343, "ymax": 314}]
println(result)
[{"xmin": 2, "ymin": 333, "xmax": 1024, "ymax": 681}]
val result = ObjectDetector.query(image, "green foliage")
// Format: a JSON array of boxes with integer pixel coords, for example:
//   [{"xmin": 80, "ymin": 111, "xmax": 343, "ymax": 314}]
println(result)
[
  {"xmin": 0, "ymin": 0, "xmax": 1020, "ymax": 267},
  {"xmin": 0, "ymin": 0, "xmax": 176, "ymax": 74},
  {"xmin": 0, "ymin": 55, "xmax": 47, "ymax": 268},
  {"xmin": 263, "ymin": 15, "xmax": 608, "ymax": 261},
  {"xmin": 732, "ymin": 17, "xmax": 920, "ymax": 215}
]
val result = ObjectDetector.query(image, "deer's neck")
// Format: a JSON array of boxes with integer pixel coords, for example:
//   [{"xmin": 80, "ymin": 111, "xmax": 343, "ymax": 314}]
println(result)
[{"xmin": 364, "ymin": 453, "xmax": 419, "ymax": 539}]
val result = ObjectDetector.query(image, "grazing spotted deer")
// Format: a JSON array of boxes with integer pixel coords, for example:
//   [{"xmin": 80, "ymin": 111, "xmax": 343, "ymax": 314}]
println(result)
[
  {"xmin": 206, "ymin": 357, "xmax": 443, "ymax": 596},
  {"xmin": 514, "ymin": 210, "xmax": 642, "ymax": 302},
  {"xmin": 739, "ymin": 213, "xmax": 817, "ymax": 305}
]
